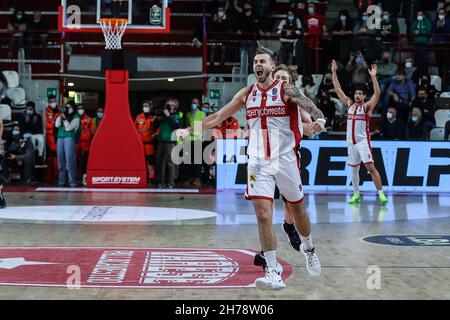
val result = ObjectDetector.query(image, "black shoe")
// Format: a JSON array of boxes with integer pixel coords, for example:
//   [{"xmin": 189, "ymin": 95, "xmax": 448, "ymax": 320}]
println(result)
[
  {"xmin": 0, "ymin": 190, "xmax": 6, "ymax": 209},
  {"xmin": 282, "ymin": 221, "xmax": 301, "ymax": 251},
  {"xmin": 254, "ymin": 251, "xmax": 267, "ymax": 271},
  {"xmin": 157, "ymin": 183, "xmax": 166, "ymax": 189}
]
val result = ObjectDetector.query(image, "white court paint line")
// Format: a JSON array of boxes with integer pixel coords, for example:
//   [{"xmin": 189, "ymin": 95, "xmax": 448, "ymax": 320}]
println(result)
[
  {"xmin": 36, "ymin": 187, "xmax": 200, "ymax": 193},
  {"xmin": 0, "ymin": 206, "xmax": 217, "ymax": 223}
]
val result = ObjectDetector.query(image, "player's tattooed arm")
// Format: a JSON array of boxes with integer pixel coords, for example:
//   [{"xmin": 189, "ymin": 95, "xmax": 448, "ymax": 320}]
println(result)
[{"xmin": 284, "ymin": 84, "xmax": 324, "ymax": 121}]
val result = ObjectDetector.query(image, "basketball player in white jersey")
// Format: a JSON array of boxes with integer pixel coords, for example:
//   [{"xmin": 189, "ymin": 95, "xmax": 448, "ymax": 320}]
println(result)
[
  {"xmin": 178, "ymin": 49, "xmax": 323, "ymax": 290},
  {"xmin": 331, "ymin": 59, "xmax": 388, "ymax": 205}
]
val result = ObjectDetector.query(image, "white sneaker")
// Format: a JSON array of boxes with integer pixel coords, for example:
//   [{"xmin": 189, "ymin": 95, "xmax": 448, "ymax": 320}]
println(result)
[
  {"xmin": 255, "ymin": 267, "xmax": 286, "ymax": 290},
  {"xmin": 300, "ymin": 243, "xmax": 321, "ymax": 276}
]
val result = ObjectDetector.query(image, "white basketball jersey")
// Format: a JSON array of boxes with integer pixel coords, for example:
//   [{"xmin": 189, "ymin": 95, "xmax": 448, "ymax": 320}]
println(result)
[
  {"xmin": 346, "ymin": 102, "xmax": 370, "ymax": 145},
  {"xmin": 245, "ymin": 80, "xmax": 302, "ymax": 160}
]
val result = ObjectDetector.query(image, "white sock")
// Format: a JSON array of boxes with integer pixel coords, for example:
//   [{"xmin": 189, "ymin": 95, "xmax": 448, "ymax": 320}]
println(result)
[
  {"xmin": 300, "ymin": 234, "xmax": 314, "ymax": 251},
  {"xmin": 352, "ymin": 166, "xmax": 360, "ymax": 195},
  {"xmin": 378, "ymin": 190, "xmax": 385, "ymax": 197},
  {"xmin": 264, "ymin": 250, "xmax": 277, "ymax": 269}
]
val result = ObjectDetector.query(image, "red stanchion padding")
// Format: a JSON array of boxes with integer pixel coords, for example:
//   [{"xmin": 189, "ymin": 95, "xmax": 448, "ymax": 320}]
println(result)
[{"xmin": 86, "ymin": 70, "xmax": 147, "ymax": 188}]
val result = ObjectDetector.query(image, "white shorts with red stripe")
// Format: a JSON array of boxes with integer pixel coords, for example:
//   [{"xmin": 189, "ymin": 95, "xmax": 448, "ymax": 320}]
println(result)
[
  {"xmin": 347, "ymin": 141, "xmax": 374, "ymax": 166},
  {"xmin": 245, "ymin": 150, "xmax": 303, "ymax": 203}
]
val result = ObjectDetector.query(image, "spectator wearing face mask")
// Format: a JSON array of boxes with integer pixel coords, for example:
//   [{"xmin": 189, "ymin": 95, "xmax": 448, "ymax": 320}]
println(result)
[
  {"xmin": 153, "ymin": 98, "xmax": 182, "ymax": 189},
  {"xmin": 236, "ymin": 2, "xmax": 259, "ymax": 73},
  {"xmin": 93, "ymin": 107, "xmax": 104, "ymax": 131},
  {"xmin": 55, "ymin": 102, "xmax": 80, "ymax": 187},
  {"xmin": 44, "ymin": 95, "xmax": 59, "ymax": 182},
  {"xmin": 134, "ymin": 100, "xmax": 155, "ymax": 170},
  {"xmin": 277, "ymin": 10, "xmax": 303, "ymax": 65},
  {"xmin": 433, "ymin": 8, "xmax": 450, "ymax": 73},
  {"xmin": 303, "ymin": 2, "xmax": 327, "ymax": 72},
  {"xmin": 403, "ymin": 58, "xmax": 420, "ymax": 83},
  {"xmin": 405, "ymin": 107, "xmax": 426, "ymax": 140},
  {"xmin": 4, "ymin": 125, "xmax": 35, "ymax": 185},
  {"xmin": 332, "ymin": 10, "xmax": 354, "ymax": 63},
  {"xmin": 411, "ymin": 87, "xmax": 436, "ymax": 136},
  {"xmin": 185, "ymin": 97, "xmax": 206, "ymax": 187},
  {"xmin": 376, "ymin": 11, "xmax": 399, "ymax": 54},
  {"xmin": 19, "ymin": 101, "xmax": 44, "ymax": 164},
  {"xmin": 411, "ymin": 11, "xmax": 432, "ymax": 72},
  {"xmin": 376, "ymin": 107, "xmax": 405, "ymax": 140},
  {"xmin": 346, "ymin": 50, "xmax": 369, "ymax": 85},
  {"xmin": 76, "ymin": 105, "xmax": 94, "ymax": 180},
  {"xmin": 383, "ymin": 69, "xmax": 416, "ymax": 118},
  {"xmin": 7, "ymin": 9, "xmax": 27, "ymax": 58},
  {"xmin": 208, "ymin": 5, "xmax": 232, "ymax": 82},
  {"xmin": 376, "ymin": 50, "xmax": 398, "ymax": 110},
  {"xmin": 353, "ymin": 11, "xmax": 379, "ymax": 62}
]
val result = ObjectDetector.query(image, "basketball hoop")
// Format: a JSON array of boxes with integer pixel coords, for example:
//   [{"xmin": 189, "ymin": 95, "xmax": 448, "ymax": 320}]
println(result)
[{"xmin": 99, "ymin": 18, "xmax": 128, "ymax": 50}]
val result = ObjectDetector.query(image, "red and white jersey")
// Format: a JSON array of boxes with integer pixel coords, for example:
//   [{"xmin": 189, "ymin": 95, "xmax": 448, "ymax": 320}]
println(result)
[
  {"xmin": 245, "ymin": 80, "xmax": 302, "ymax": 160},
  {"xmin": 346, "ymin": 102, "xmax": 370, "ymax": 145}
]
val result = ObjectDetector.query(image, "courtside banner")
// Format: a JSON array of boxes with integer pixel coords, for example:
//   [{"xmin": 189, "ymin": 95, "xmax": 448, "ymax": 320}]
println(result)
[{"xmin": 216, "ymin": 139, "xmax": 450, "ymax": 192}]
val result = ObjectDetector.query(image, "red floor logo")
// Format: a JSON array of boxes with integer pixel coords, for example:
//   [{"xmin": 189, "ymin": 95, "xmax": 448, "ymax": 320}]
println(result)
[{"xmin": 0, "ymin": 247, "xmax": 292, "ymax": 288}]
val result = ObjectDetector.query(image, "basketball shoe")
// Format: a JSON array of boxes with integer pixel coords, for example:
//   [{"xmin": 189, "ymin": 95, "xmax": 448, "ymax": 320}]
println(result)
[
  {"xmin": 300, "ymin": 243, "xmax": 321, "ymax": 276},
  {"xmin": 255, "ymin": 267, "xmax": 286, "ymax": 290},
  {"xmin": 281, "ymin": 221, "xmax": 301, "ymax": 251},
  {"xmin": 253, "ymin": 251, "xmax": 283, "ymax": 273},
  {"xmin": 0, "ymin": 189, "xmax": 6, "ymax": 209}
]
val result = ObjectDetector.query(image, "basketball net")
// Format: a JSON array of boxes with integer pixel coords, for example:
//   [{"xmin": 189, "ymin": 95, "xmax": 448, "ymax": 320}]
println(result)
[{"xmin": 99, "ymin": 18, "xmax": 128, "ymax": 50}]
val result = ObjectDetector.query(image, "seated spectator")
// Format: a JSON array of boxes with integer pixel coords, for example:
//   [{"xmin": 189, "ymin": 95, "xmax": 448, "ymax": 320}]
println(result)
[
  {"xmin": 376, "ymin": 107, "xmax": 405, "ymax": 140},
  {"xmin": 405, "ymin": 107, "xmax": 426, "ymax": 140},
  {"xmin": 383, "ymin": 69, "xmax": 416, "ymax": 119},
  {"xmin": 411, "ymin": 87, "xmax": 436, "ymax": 136},
  {"xmin": 277, "ymin": 10, "xmax": 302, "ymax": 65},
  {"xmin": 3, "ymin": 125, "xmax": 35, "ymax": 185},
  {"xmin": 7, "ymin": 9, "xmax": 26, "ymax": 57},
  {"xmin": 236, "ymin": 2, "xmax": 260, "ymax": 72},
  {"xmin": 376, "ymin": 11, "xmax": 398, "ymax": 54},
  {"xmin": 417, "ymin": 72, "xmax": 437, "ymax": 98},
  {"xmin": 19, "ymin": 101, "xmax": 44, "ymax": 164},
  {"xmin": 93, "ymin": 107, "xmax": 104, "ymax": 131},
  {"xmin": 404, "ymin": 58, "xmax": 420, "ymax": 84},
  {"xmin": 300, "ymin": 73, "xmax": 319, "ymax": 104},
  {"xmin": 331, "ymin": 10, "xmax": 354, "ymax": 63},
  {"xmin": 376, "ymin": 50, "xmax": 398, "ymax": 109},
  {"xmin": 345, "ymin": 50, "xmax": 369, "ymax": 85},
  {"xmin": 411, "ymin": 11, "xmax": 432, "ymax": 72},
  {"xmin": 418, "ymin": 0, "xmax": 439, "ymax": 22},
  {"xmin": 352, "ymin": 11, "xmax": 379, "ymax": 62},
  {"xmin": 26, "ymin": 10, "xmax": 49, "ymax": 59},
  {"xmin": 153, "ymin": 98, "xmax": 182, "ymax": 189}
]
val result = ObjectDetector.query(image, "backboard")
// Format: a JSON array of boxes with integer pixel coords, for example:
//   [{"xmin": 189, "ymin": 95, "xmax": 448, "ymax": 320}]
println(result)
[{"xmin": 59, "ymin": 0, "xmax": 170, "ymax": 33}]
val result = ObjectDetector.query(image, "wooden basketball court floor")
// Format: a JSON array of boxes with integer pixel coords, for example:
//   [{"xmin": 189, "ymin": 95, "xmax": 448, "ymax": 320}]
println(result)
[{"xmin": 0, "ymin": 188, "xmax": 449, "ymax": 300}]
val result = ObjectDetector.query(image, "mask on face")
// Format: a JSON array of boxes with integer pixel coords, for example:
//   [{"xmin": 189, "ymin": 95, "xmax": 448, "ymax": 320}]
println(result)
[
  {"xmin": 78, "ymin": 109, "xmax": 84, "ymax": 116},
  {"xmin": 288, "ymin": 15, "xmax": 294, "ymax": 22},
  {"xmin": 362, "ymin": 16, "xmax": 368, "ymax": 22},
  {"xmin": 411, "ymin": 116, "xmax": 418, "ymax": 123},
  {"xmin": 355, "ymin": 56, "xmax": 362, "ymax": 64},
  {"xmin": 308, "ymin": 7, "xmax": 315, "ymax": 14},
  {"xmin": 439, "ymin": 14, "xmax": 446, "ymax": 20},
  {"xmin": 12, "ymin": 130, "xmax": 20, "ymax": 137},
  {"xmin": 191, "ymin": 103, "xmax": 198, "ymax": 111},
  {"xmin": 387, "ymin": 112, "xmax": 394, "ymax": 120},
  {"xmin": 97, "ymin": 112, "xmax": 103, "ymax": 119},
  {"xmin": 202, "ymin": 107, "xmax": 209, "ymax": 114},
  {"xmin": 143, "ymin": 107, "xmax": 150, "ymax": 114},
  {"xmin": 26, "ymin": 110, "xmax": 33, "ymax": 115},
  {"xmin": 340, "ymin": 15, "xmax": 347, "ymax": 22},
  {"xmin": 218, "ymin": 11, "xmax": 225, "ymax": 18},
  {"xmin": 417, "ymin": 16, "xmax": 424, "ymax": 21},
  {"xmin": 49, "ymin": 102, "xmax": 57, "ymax": 109},
  {"xmin": 17, "ymin": 14, "xmax": 23, "ymax": 19},
  {"xmin": 383, "ymin": 15, "xmax": 389, "ymax": 21},
  {"xmin": 405, "ymin": 62, "xmax": 412, "ymax": 68},
  {"xmin": 68, "ymin": 107, "xmax": 74, "ymax": 114}
]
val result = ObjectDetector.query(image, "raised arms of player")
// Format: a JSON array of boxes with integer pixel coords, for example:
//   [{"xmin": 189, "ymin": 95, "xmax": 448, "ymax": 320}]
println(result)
[
  {"xmin": 366, "ymin": 64, "xmax": 380, "ymax": 113},
  {"xmin": 331, "ymin": 59, "xmax": 352, "ymax": 107},
  {"xmin": 177, "ymin": 86, "xmax": 249, "ymax": 139}
]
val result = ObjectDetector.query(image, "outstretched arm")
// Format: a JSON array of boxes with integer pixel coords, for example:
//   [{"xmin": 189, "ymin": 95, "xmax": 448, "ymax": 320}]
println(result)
[
  {"xmin": 177, "ymin": 86, "xmax": 249, "ymax": 138},
  {"xmin": 366, "ymin": 64, "xmax": 380, "ymax": 112},
  {"xmin": 331, "ymin": 59, "xmax": 352, "ymax": 107}
]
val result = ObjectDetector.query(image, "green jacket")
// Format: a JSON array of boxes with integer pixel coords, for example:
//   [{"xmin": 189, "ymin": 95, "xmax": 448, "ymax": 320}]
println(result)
[
  {"xmin": 411, "ymin": 18, "xmax": 432, "ymax": 43},
  {"xmin": 56, "ymin": 114, "xmax": 80, "ymax": 139}
]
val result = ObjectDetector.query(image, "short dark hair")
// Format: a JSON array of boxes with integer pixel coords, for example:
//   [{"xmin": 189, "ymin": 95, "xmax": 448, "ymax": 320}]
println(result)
[
  {"xmin": 396, "ymin": 69, "xmax": 406, "ymax": 76},
  {"xmin": 48, "ymin": 95, "xmax": 56, "ymax": 100},
  {"xmin": 26, "ymin": 101, "xmax": 35, "ymax": 108},
  {"xmin": 255, "ymin": 48, "xmax": 275, "ymax": 64},
  {"xmin": 353, "ymin": 84, "xmax": 368, "ymax": 95}
]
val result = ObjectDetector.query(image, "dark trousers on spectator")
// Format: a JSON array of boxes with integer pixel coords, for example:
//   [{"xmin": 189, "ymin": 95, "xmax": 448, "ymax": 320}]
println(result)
[
  {"xmin": 9, "ymin": 34, "xmax": 24, "ymax": 57},
  {"xmin": 27, "ymin": 35, "xmax": 48, "ymax": 59},
  {"xmin": 156, "ymin": 141, "xmax": 176, "ymax": 186},
  {"xmin": 3, "ymin": 156, "xmax": 34, "ymax": 184},
  {"xmin": 209, "ymin": 43, "xmax": 227, "ymax": 71},
  {"xmin": 280, "ymin": 41, "xmax": 295, "ymax": 65}
]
